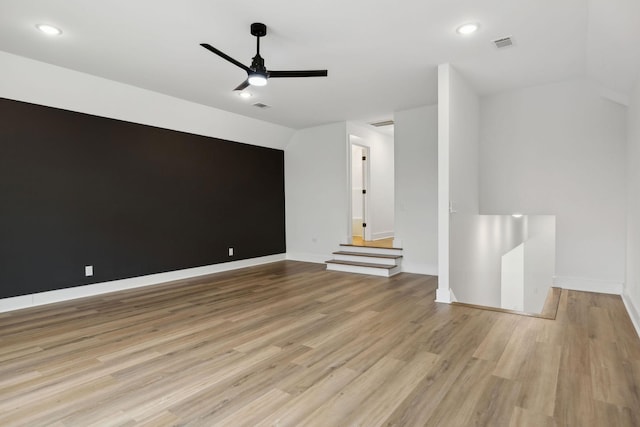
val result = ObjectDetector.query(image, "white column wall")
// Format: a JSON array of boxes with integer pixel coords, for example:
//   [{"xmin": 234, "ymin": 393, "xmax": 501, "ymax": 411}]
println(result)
[
  {"xmin": 447, "ymin": 64, "xmax": 481, "ymax": 301},
  {"xmin": 437, "ymin": 64, "xmax": 451, "ymax": 300}
]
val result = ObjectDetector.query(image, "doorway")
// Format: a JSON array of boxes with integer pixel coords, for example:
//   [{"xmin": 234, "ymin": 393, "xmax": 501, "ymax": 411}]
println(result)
[{"xmin": 347, "ymin": 126, "xmax": 395, "ymax": 248}]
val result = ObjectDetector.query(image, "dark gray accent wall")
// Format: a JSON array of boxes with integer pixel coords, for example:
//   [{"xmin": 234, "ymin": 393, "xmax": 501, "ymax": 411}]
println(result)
[{"xmin": 0, "ymin": 97, "xmax": 286, "ymax": 298}]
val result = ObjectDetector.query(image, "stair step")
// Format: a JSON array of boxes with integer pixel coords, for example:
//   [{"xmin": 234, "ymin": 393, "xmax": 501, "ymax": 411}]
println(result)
[
  {"xmin": 326, "ymin": 259, "xmax": 397, "ymax": 269},
  {"xmin": 341, "ymin": 242, "xmax": 402, "ymax": 250},
  {"xmin": 338, "ymin": 244, "xmax": 403, "ymax": 256},
  {"xmin": 332, "ymin": 251, "xmax": 402, "ymax": 266},
  {"xmin": 325, "ymin": 259, "xmax": 401, "ymax": 277},
  {"xmin": 332, "ymin": 251, "xmax": 402, "ymax": 259}
]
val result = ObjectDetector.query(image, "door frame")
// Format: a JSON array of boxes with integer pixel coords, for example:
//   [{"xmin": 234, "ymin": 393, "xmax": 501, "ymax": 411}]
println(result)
[{"xmin": 348, "ymin": 136, "xmax": 371, "ymax": 242}]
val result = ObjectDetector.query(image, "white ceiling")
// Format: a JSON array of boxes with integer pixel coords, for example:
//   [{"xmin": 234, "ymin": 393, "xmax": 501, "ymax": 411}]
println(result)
[{"xmin": 0, "ymin": 0, "xmax": 638, "ymax": 129}]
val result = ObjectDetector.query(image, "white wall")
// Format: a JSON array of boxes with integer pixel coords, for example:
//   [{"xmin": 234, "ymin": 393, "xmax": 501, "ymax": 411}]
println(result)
[
  {"xmin": 285, "ymin": 122, "xmax": 349, "ymax": 263},
  {"xmin": 394, "ymin": 105, "xmax": 438, "ymax": 275},
  {"xmin": 480, "ymin": 79, "xmax": 627, "ymax": 293},
  {"xmin": 348, "ymin": 123, "xmax": 395, "ymax": 241},
  {"xmin": 0, "ymin": 51, "xmax": 294, "ymax": 149},
  {"xmin": 448, "ymin": 67, "xmax": 480, "ymax": 215},
  {"xmin": 446, "ymin": 65, "xmax": 481, "ymax": 301},
  {"xmin": 625, "ymin": 72, "xmax": 640, "ymax": 334},
  {"xmin": 501, "ymin": 243, "xmax": 525, "ymax": 311}
]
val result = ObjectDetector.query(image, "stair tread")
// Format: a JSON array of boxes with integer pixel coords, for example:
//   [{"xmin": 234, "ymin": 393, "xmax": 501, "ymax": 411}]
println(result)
[
  {"xmin": 340, "ymin": 243, "xmax": 403, "ymax": 250},
  {"xmin": 333, "ymin": 251, "xmax": 402, "ymax": 259},
  {"xmin": 325, "ymin": 259, "xmax": 397, "ymax": 269}
]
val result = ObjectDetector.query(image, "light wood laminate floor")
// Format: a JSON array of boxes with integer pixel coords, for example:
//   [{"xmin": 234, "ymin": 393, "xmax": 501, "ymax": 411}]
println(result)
[
  {"xmin": 350, "ymin": 236, "xmax": 395, "ymax": 248},
  {"xmin": 1, "ymin": 261, "xmax": 639, "ymax": 426}
]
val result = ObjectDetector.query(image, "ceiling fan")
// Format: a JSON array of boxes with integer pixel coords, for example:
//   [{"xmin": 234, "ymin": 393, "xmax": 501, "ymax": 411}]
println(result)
[{"xmin": 200, "ymin": 23, "xmax": 328, "ymax": 91}]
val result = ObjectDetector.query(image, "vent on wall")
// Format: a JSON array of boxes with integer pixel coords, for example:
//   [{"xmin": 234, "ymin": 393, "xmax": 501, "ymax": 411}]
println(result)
[
  {"xmin": 369, "ymin": 119, "xmax": 394, "ymax": 127},
  {"xmin": 253, "ymin": 102, "xmax": 271, "ymax": 109},
  {"xmin": 493, "ymin": 36, "xmax": 514, "ymax": 49}
]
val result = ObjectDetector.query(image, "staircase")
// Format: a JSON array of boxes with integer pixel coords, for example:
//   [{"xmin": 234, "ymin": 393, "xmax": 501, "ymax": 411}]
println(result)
[{"xmin": 325, "ymin": 243, "xmax": 403, "ymax": 277}]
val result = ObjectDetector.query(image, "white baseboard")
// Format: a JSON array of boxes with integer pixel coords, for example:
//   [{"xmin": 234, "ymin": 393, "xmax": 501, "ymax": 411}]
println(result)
[
  {"xmin": 553, "ymin": 276, "xmax": 623, "ymax": 295},
  {"xmin": 372, "ymin": 231, "xmax": 395, "ymax": 240},
  {"xmin": 622, "ymin": 292, "xmax": 640, "ymax": 339},
  {"xmin": 435, "ymin": 287, "xmax": 452, "ymax": 304},
  {"xmin": 0, "ymin": 295, "xmax": 33, "ymax": 314},
  {"xmin": 449, "ymin": 288, "xmax": 458, "ymax": 303},
  {"xmin": 400, "ymin": 261, "xmax": 438, "ymax": 276},
  {"xmin": 0, "ymin": 254, "xmax": 286, "ymax": 314},
  {"xmin": 285, "ymin": 252, "xmax": 329, "ymax": 264}
]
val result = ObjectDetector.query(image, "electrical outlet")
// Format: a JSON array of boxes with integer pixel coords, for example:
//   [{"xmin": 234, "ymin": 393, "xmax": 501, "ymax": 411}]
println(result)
[
  {"xmin": 85, "ymin": 265, "xmax": 93, "ymax": 277},
  {"xmin": 228, "ymin": 247, "xmax": 234, "ymax": 256}
]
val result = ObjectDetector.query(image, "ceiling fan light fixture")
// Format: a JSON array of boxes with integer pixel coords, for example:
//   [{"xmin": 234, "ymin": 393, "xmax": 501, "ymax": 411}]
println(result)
[
  {"xmin": 248, "ymin": 73, "xmax": 268, "ymax": 86},
  {"xmin": 456, "ymin": 23, "xmax": 479, "ymax": 35}
]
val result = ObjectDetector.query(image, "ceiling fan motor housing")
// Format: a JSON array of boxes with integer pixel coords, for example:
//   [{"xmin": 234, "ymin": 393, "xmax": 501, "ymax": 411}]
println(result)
[
  {"xmin": 251, "ymin": 54, "xmax": 266, "ymax": 72},
  {"xmin": 251, "ymin": 23, "xmax": 267, "ymax": 38}
]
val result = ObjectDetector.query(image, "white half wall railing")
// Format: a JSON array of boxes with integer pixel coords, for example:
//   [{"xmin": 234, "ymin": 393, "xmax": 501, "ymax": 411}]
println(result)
[{"xmin": 451, "ymin": 214, "xmax": 556, "ymax": 313}]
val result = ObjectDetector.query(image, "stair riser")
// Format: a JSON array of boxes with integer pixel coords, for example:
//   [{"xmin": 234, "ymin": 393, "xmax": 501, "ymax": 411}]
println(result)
[
  {"xmin": 339, "ymin": 246, "xmax": 403, "ymax": 256},
  {"xmin": 326, "ymin": 263, "xmax": 401, "ymax": 277},
  {"xmin": 333, "ymin": 254, "xmax": 400, "ymax": 265}
]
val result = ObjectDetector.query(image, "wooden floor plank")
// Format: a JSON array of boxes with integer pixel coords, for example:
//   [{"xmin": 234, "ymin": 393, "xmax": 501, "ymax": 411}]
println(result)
[
  {"xmin": 298, "ymin": 355, "xmax": 406, "ymax": 427},
  {"xmin": 257, "ymin": 367, "xmax": 359, "ymax": 427},
  {"xmin": 515, "ymin": 341, "xmax": 562, "ymax": 416},
  {"xmin": 344, "ymin": 350, "xmax": 439, "ymax": 427},
  {"xmin": 509, "ymin": 406, "xmax": 558, "ymax": 427},
  {"xmin": 418, "ymin": 356, "xmax": 497, "ymax": 426},
  {"xmin": 473, "ymin": 315, "xmax": 518, "ymax": 361},
  {"xmin": 0, "ymin": 261, "xmax": 638, "ymax": 426},
  {"xmin": 466, "ymin": 375, "xmax": 522, "ymax": 427},
  {"xmin": 492, "ymin": 328, "xmax": 532, "ymax": 378}
]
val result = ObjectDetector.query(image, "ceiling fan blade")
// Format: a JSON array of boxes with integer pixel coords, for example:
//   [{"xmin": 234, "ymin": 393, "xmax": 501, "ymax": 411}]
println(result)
[
  {"xmin": 200, "ymin": 43, "xmax": 251, "ymax": 73},
  {"xmin": 233, "ymin": 80, "xmax": 250, "ymax": 91},
  {"xmin": 269, "ymin": 70, "xmax": 328, "ymax": 78}
]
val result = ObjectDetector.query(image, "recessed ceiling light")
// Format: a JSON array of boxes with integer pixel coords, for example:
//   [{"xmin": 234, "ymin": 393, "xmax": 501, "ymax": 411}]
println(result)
[
  {"xmin": 238, "ymin": 91, "xmax": 252, "ymax": 99},
  {"xmin": 36, "ymin": 24, "xmax": 62, "ymax": 36},
  {"xmin": 512, "ymin": 214, "xmax": 523, "ymax": 218},
  {"xmin": 456, "ymin": 23, "xmax": 479, "ymax": 35}
]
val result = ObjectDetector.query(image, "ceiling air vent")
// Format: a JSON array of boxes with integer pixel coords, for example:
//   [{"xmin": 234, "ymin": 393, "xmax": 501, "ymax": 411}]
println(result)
[
  {"xmin": 253, "ymin": 102, "xmax": 271, "ymax": 109},
  {"xmin": 493, "ymin": 36, "xmax": 514, "ymax": 49},
  {"xmin": 370, "ymin": 119, "xmax": 394, "ymax": 127}
]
